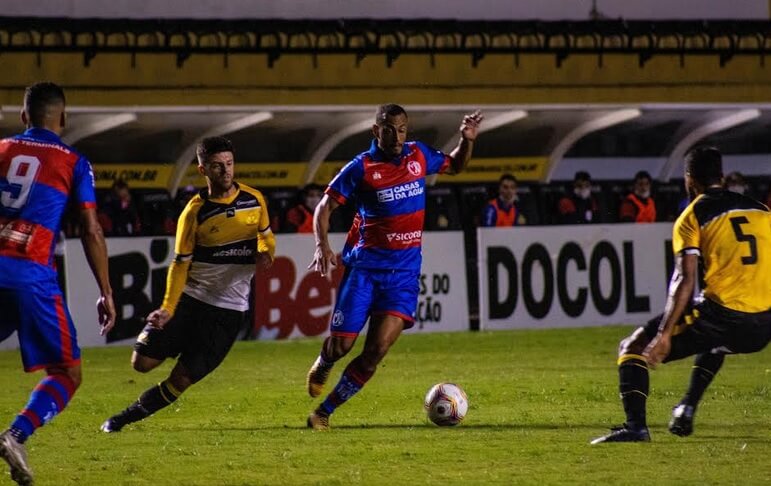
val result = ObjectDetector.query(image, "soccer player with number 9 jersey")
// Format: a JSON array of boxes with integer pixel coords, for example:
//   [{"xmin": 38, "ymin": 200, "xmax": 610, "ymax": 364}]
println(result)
[{"xmin": 0, "ymin": 82, "xmax": 115, "ymax": 485}]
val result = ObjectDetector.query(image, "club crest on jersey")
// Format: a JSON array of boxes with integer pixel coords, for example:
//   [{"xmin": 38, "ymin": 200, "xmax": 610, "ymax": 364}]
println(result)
[
  {"xmin": 331, "ymin": 310, "xmax": 344, "ymax": 327},
  {"xmin": 407, "ymin": 160, "xmax": 422, "ymax": 176}
]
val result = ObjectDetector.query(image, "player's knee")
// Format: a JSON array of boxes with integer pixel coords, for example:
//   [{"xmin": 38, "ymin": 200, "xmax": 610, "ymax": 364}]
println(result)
[
  {"xmin": 47, "ymin": 365, "xmax": 82, "ymax": 389},
  {"xmin": 169, "ymin": 366, "xmax": 195, "ymax": 392},
  {"xmin": 327, "ymin": 337, "xmax": 354, "ymax": 361},
  {"xmin": 618, "ymin": 328, "xmax": 648, "ymax": 357},
  {"xmin": 131, "ymin": 354, "xmax": 157, "ymax": 373}
]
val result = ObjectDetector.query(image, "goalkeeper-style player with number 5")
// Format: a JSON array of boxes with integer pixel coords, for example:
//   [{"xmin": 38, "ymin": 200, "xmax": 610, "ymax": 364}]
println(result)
[{"xmin": 593, "ymin": 146, "xmax": 771, "ymax": 444}]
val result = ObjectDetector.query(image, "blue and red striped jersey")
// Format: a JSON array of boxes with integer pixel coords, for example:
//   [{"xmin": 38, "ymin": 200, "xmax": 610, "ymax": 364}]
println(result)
[
  {"xmin": 327, "ymin": 139, "xmax": 451, "ymax": 271},
  {"xmin": 0, "ymin": 128, "xmax": 96, "ymax": 292}
]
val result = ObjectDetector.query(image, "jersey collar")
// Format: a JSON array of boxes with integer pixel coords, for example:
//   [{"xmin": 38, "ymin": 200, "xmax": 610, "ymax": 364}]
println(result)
[
  {"xmin": 367, "ymin": 139, "xmax": 409, "ymax": 162},
  {"xmin": 21, "ymin": 127, "xmax": 63, "ymax": 143}
]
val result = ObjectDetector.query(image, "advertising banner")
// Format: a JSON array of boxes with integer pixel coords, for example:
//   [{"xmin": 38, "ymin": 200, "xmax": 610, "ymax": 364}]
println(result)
[
  {"xmin": 65, "ymin": 237, "xmax": 176, "ymax": 347},
  {"xmin": 55, "ymin": 232, "xmax": 468, "ymax": 347},
  {"xmin": 478, "ymin": 224, "xmax": 674, "ymax": 330},
  {"xmin": 251, "ymin": 232, "xmax": 470, "ymax": 339}
]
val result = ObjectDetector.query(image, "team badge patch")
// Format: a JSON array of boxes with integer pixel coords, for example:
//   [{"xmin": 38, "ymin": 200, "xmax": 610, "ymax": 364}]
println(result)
[{"xmin": 407, "ymin": 160, "xmax": 422, "ymax": 176}]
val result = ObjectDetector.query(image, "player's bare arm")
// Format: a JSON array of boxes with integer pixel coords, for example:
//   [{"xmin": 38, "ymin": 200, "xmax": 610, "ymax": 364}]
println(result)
[
  {"xmin": 447, "ymin": 110, "xmax": 484, "ymax": 174},
  {"xmin": 644, "ymin": 252, "xmax": 699, "ymax": 367},
  {"xmin": 309, "ymin": 194, "xmax": 340, "ymax": 277},
  {"xmin": 79, "ymin": 206, "xmax": 116, "ymax": 335}
]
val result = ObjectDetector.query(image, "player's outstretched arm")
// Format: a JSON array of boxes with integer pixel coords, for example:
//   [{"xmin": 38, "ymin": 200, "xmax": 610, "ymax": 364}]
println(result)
[
  {"xmin": 644, "ymin": 252, "xmax": 698, "ymax": 367},
  {"xmin": 309, "ymin": 194, "xmax": 339, "ymax": 277},
  {"xmin": 79, "ymin": 207, "xmax": 116, "ymax": 336},
  {"xmin": 447, "ymin": 110, "xmax": 484, "ymax": 174}
]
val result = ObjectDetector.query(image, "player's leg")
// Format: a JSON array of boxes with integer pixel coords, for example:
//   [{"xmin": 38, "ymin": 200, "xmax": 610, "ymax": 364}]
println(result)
[
  {"xmin": 592, "ymin": 311, "xmax": 674, "ymax": 443},
  {"xmin": 670, "ymin": 303, "xmax": 771, "ymax": 436},
  {"xmin": 101, "ymin": 301, "xmax": 189, "ymax": 432},
  {"xmin": 307, "ymin": 267, "xmax": 371, "ymax": 398},
  {"xmin": 669, "ymin": 352, "xmax": 725, "ymax": 437},
  {"xmin": 308, "ymin": 269, "xmax": 417, "ymax": 430},
  {"xmin": 103, "ymin": 297, "xmax": 242, "ymax": 432},
  {"xmin": 131, "ymin": 350, "xmax": 165, "ymax": 373},
  {"xmin": 101, "ymin": 361, "xmax": 192, "ymax": 433},
  {"xmin": 593, "ymin": 302, "xmax": 728, "ymax": 443},
  {"xmin": 309, "ymin": 314, "xmax": 405, "ymax": 430},
  {"xmin": 307, "ymin": 334, "xmax": 357, "ymax": 397},
  {"xmin": 1, "ymin": 290, "xmax": 82, "ymax": 485}
]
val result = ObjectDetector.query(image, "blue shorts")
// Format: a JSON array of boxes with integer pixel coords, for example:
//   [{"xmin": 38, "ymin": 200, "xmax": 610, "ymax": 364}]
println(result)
[
  {"xmin": 0, "ymin": 287, "xmax": 81, "ymax": 372},
  {"xmin": 330, "ymin": 267, "xmax": 420, "ymax": 338}
]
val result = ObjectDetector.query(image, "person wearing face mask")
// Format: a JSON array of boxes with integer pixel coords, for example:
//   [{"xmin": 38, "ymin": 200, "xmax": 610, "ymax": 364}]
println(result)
[
  {"xmin": 724, "ymin": 171, "xmax": 748, "ymax": 196},
  {"xmin": 557, "ymin": 171, "xmax": 598, "ymax": 224},
  {"xmin": 284, "ymin": 184, "xmax": 324, "ymax": 233},
  {"xmin": 619, "ymin": 171, "xmax": 657, "ymax": 223}
]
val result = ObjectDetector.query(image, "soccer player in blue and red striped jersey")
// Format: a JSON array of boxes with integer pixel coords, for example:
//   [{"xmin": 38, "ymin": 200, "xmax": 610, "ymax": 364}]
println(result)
[
  {"xmin": 0, "ymin": 82, "xmax": 116, "ymax": 485},
  {"xmin": 305, "ymin": 104, "xmax": 483, "ymax": 430}
]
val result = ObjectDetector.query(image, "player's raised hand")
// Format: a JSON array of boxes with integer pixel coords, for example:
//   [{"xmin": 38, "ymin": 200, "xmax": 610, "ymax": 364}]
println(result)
[
  {"xmin": 97, "ymin": 294, "xmax": 116, "ymax": 336},
  {"xmin": 146, "ymin": 308, "xmax": 172, "ymax": 329},
  {"xmin": 460, "ymin": 110, "xmax": 484, "ymax": 142},
  {"xmin": 308, "ymin": 242, "xmax": 337, "ymax": 277}
]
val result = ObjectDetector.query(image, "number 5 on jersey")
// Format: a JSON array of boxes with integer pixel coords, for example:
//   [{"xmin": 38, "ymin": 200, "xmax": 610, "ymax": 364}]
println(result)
[{"xmin": 1, "ymin": 155, "xmax": 41, "ymax": 210}]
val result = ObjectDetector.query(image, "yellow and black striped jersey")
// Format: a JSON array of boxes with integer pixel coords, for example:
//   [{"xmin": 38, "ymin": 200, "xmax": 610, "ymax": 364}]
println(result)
[
  {"xmin": 673, "ymin": 187, "xmax": 771, "ymax": 313},
  {"xmin": 173, "ymin": 182, "xmax": 275, "ymax": 311}
]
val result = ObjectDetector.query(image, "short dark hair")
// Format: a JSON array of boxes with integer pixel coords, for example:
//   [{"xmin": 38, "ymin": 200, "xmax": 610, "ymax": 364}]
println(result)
[
  {"xmin": 574, "ymin": 171, "xmax": 591, "ymax": 183},
  {"xmin": 196, "ymin": 136, "xmax": 234, "ymax": 164},
  {"xmin": 684, "ymin": 146, "xmax": 722, "ymax": 186},
  {"xmin": 24, "ymin": 82, "xmax": 65, "ymax": 127},
  {"xmin": 499, "ymin": 173, "xmax": 518, "ymax": 185},
  {"xmin": 634, "ymin": 170, "xmax": 652, "ymax": 183},
  {"xmin": 375, "ymin": 104, "xmax": 408, "ymax": 124}
]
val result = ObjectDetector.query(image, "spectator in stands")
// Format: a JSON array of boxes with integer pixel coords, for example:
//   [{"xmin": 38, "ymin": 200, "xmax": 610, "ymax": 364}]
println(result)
[
  {"xmin": 619, "ymin": 170, "xmax": 656, "ymax": 223},
  {"xmin": 164, "ymin": 185, "xmax": 198, "ymax": 235},
  {"xmin": 284, "ymin": 183, "xmax": 323, "ymax": 233},
  {"xmin": 557, "ymin": 171, "xmax": 598, "ymax": 224},
  {"xmin": 481, "ymin": 174, "xmax": 526, "ymax": 227},
  {"xmin": 98, "ymin": 179, "xmax": 141, "ymax": 236},
  {"xmin": 725, "ymin": 171, "xmax": 748, "ymax": 196}
]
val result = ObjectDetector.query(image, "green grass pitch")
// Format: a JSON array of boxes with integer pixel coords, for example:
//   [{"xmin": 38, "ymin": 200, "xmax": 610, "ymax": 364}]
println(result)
[{"xmin": 1, "ymin": 326, "xmax": 770, "ymax": 485}]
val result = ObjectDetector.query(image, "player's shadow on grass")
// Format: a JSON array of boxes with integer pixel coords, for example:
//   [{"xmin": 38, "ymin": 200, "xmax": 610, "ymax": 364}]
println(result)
[{"xmin": 175, "ymin": 422, "xmax": 616, "ymax": 432}]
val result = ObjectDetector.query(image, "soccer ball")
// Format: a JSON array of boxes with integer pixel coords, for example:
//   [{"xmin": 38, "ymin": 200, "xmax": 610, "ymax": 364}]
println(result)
[{"xmin": 424, "ymin": 383, "xmax": 468, "ymax": 426}]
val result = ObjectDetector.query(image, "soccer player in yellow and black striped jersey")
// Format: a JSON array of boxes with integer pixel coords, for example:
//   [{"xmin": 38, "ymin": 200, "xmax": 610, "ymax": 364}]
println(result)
[
  {"xmin": 100, "ymin": 136, "xmax": 275, "ymax": 433},
  {"xmin": 593, "ymin": 146, "xmax": 771, "ymax": 444}
]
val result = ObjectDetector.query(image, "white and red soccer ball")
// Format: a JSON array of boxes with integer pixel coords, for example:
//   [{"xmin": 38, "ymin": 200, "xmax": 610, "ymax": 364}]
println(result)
[{"xmin": 424, "ymin": 383, "xmax": 468, "ymax": 426}]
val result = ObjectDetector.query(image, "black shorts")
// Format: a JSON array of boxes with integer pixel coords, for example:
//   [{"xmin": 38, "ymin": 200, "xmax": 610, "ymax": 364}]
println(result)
[
  {"xmin": 643, "ymin": 298, "xmax": 771, "ymax": 363},
  {"xmin": 134, "ymin": 294, "xmax": 245, "ymax": 383}
]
